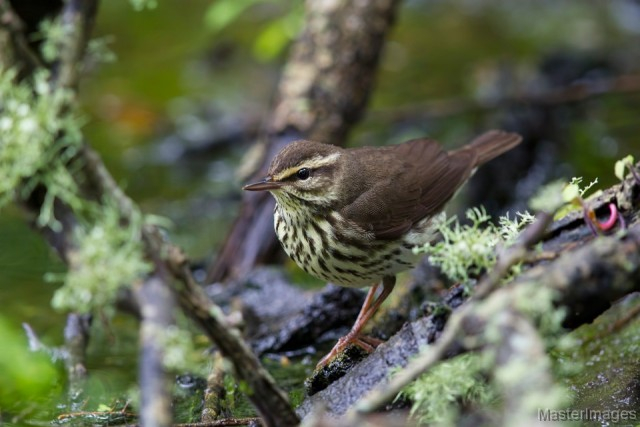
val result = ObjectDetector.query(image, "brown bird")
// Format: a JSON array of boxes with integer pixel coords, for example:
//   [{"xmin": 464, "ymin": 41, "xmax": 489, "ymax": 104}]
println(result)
[{"xmin": 243, "ymin": 130, "xmax": 521, "ymax": 367}]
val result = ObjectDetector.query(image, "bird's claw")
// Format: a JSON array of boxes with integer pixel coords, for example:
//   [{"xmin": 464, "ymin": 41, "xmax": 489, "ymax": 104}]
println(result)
[{"xmin": 316, "ymin": 332, "xmax": 382, "ymax": 368}]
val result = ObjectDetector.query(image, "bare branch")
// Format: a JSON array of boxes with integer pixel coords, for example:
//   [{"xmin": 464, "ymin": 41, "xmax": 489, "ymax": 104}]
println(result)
[
  {"xmin": 136, "ymin": 273, "xmax": 175, "ymax": 427},
  {"xmin": 63, "ymin": 313, "xmax": 92, "ymax": 410},
  {"xmin": 53, "ymin": 0, "xmax": 98, "ymax": 90}
]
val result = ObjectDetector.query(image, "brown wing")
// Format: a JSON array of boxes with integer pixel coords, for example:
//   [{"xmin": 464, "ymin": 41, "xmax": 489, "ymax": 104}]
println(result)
[{"xmin": 340, "ymin": 138, "xmax": 478, "ymax": 240}]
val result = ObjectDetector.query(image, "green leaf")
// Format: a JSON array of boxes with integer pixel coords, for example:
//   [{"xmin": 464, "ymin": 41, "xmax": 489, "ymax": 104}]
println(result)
[
  {"xmin": 614, "ymin": 154, "xmax": 635, "ymax": 181},
  {"xmin": 253, "ymin": 19, "xmax": 290, "ymax": 61},
  {"xmin": 561, "ymin": 183, "xmax": 580, "ymax": 203},
  {"xmin": 0, "ymin": 317, "xmax": 60, "ymax": 408},
  {"xmin": 205, "ymin": 0, "xmax": 262, "ymax": 33}
]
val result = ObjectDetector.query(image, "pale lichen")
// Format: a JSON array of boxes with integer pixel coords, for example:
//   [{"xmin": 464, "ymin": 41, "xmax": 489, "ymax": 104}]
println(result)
[
  {"xmin": 50, "ymin": 204, "xmax": 152, "ymax": 313},
  {"xmin": 158, "ymin": 324, "xmax": 209, "ymax": 375},
  {"xmin": 0, "ymin": 67, "xmax": 83, "ymax": 228},
  {"xmin": 414, "ymin": 207, "xmax": 534, "ymax": 285},
  {"xmin": 400, "ymin": 353, "xmax": 496, "ymax": 426}
]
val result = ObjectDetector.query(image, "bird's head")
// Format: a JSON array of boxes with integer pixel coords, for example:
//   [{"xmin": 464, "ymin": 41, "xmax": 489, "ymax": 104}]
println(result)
[{"xmin": 243, "ymin": 140, "xmax": 345, "ymax": 209}]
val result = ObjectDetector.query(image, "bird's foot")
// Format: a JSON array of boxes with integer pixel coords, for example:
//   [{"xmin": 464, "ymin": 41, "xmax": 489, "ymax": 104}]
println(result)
[{"xmin": 316, "ymin": 332, "xmax": 382, "ymax": 368}]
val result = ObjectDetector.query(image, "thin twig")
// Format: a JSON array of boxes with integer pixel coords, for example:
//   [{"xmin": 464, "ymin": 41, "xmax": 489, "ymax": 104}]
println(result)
[
  {"xmin": 370, "ymin": 73, "xmax": 640, "ymax": 122},
  {"xmin": 474, "ymin": 211, "xmax": 555, "ymax": 299},
  {"xmin": 113, "ymin": 418, "xmax": 262, "ymax": 427},
  {"xmin": 353, "ymin": 309, "xmax": 467, "ymax": 414},
  {"xmin": 63, "ymin": 313, "xmax": 92, "ymax": 410},
  {"xmin": 202, "ymin": 354, "xmax": 228, "ymax": 422}
]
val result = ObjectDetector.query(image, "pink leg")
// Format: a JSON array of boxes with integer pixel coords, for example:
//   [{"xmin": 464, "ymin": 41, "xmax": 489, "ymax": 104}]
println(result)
[{"xmin": 317, "ymin": 276, "xmax": 396, "ymax": 368}]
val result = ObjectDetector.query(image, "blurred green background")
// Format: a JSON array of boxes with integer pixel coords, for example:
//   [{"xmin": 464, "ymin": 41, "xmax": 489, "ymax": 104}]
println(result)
[{"xmin": 1, "ymin": 0, "xmax": 639, "ymax": 420}]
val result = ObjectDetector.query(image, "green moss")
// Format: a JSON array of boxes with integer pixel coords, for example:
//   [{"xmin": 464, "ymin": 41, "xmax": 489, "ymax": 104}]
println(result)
[
  {"xmin": 400, "ymin": 353, "xmax": 496, "ymax": 426},
  {"xmin": 0, "ymin": 68, "xmax": 83, "ymax": 227},
  {"xmin": 158, "ymin": 324, "xmax": 210, "ymax": 375},
  {"xmin": 50, "ymin": 203, "xmax": 152, "ymax": 313},
  {"xmin": 556, "ymin": 294, "xmax": 640, "ymax": 414},
  {"xmin": 414, "ymin": 207, "xmax": 534, "ymax": 285}
]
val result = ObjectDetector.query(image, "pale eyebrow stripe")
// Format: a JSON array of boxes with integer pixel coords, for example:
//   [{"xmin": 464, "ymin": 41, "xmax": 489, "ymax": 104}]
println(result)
[{"xmin": 273, "ymin": 152, "xmax": 341, "ymax": 181}]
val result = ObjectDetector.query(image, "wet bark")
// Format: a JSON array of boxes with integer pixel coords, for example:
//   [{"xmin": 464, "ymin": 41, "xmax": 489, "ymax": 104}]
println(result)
[{"xmin": 208, "ymin": 0, "xmax": 402, "ymax": 282}]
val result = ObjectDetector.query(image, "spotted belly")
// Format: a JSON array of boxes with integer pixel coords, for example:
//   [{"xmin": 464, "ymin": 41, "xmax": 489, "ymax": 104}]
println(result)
[{"xmin": 274, "ymin": 207, "xmax": 425, "ymax": 287}]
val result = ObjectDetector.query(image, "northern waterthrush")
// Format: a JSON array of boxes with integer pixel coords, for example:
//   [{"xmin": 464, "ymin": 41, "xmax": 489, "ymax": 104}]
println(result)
[{"xmin": 243, "ymin": 130, "xmax": 521, "ymax": 366}]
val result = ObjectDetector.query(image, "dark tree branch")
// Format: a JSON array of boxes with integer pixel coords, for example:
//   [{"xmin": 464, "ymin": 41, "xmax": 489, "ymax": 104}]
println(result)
[{"xmin": 0, "ymin": 0, "xmax": 43, "ymax": 77}]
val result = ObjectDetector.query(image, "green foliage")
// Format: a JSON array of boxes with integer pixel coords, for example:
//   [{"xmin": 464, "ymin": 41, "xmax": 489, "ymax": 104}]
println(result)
[
  {"xmin": 87, "ymin": 36, "xmax": 118, "ymax": 65},
  {"xmin": 530, "ymin": 176, "xmax": 600, "ymax": 220},
  {"xmin": 0, "ymin": 317, "xmax": 60, "ymax": 411},
  {"xmin": 401, "ymin": 353, "xmax": 496, "ymax": 425},
  {"xmin": 614, "ymin": 154, "xmax": 635, "ymax": 181},
  {"xmin": 50, "ymin": 204, "xmax": 152, "ymax": 313},
  {"xmin": 159, "ymin": 324, "xmax": 210, "ymax": 375},
  {"xmin": 129, "ymin": 0, "xmax": 158, "ymax": 11},
  {"xmin": 1, "ymin": 62, "xmax": 153, "ymax": 314},
  {"xmin": 37, "ymin": 19, "xmax": 66, "ymax": 62},
  {"xmin": 0, "ymin": 68, "xmax": 83, "ymax": 227},
  {"xmin": 528, "ymin": 180, "xmax": 566, "ymax": 213},
  {"xmin": 414, "ymin": 208, "xmax": 534, "ymax": 285},
  {"xmin": 205, "ymin": 0, "xmax": 303, "ymax": 61},
  {"xmin": 205, "ymin": 0, "xmax": 264, "ymax": 32},
  {"xmin": 565, "ymin": 176, "xmax": 598, "ymax": 200},
  {"xmin": 252, "ymin": 5, "xmax": 303, "ymax": 62}
]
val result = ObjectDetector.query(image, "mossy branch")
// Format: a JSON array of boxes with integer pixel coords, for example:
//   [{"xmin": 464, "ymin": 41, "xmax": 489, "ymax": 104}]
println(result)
[{"xmin": 0, "ymin": 1, "xmax": 299, "ymax": 425}]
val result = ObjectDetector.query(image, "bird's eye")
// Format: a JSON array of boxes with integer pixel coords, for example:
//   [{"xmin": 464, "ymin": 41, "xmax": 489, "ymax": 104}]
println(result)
[{"xmin": 297, "ymin": 168, "xmax": 310, "ymax": 180}]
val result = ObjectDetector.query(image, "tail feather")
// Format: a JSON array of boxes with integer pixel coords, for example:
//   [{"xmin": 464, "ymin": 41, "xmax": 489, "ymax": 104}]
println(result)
[{"xmin": 459, "ymin": 130, "xmax": 522, "ymax": 166}]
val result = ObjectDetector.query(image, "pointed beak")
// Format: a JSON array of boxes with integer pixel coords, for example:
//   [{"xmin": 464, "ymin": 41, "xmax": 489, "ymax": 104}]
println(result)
[{"xmin": 242, "ymin": 176, "xmax": 282, "ymax": 191}]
